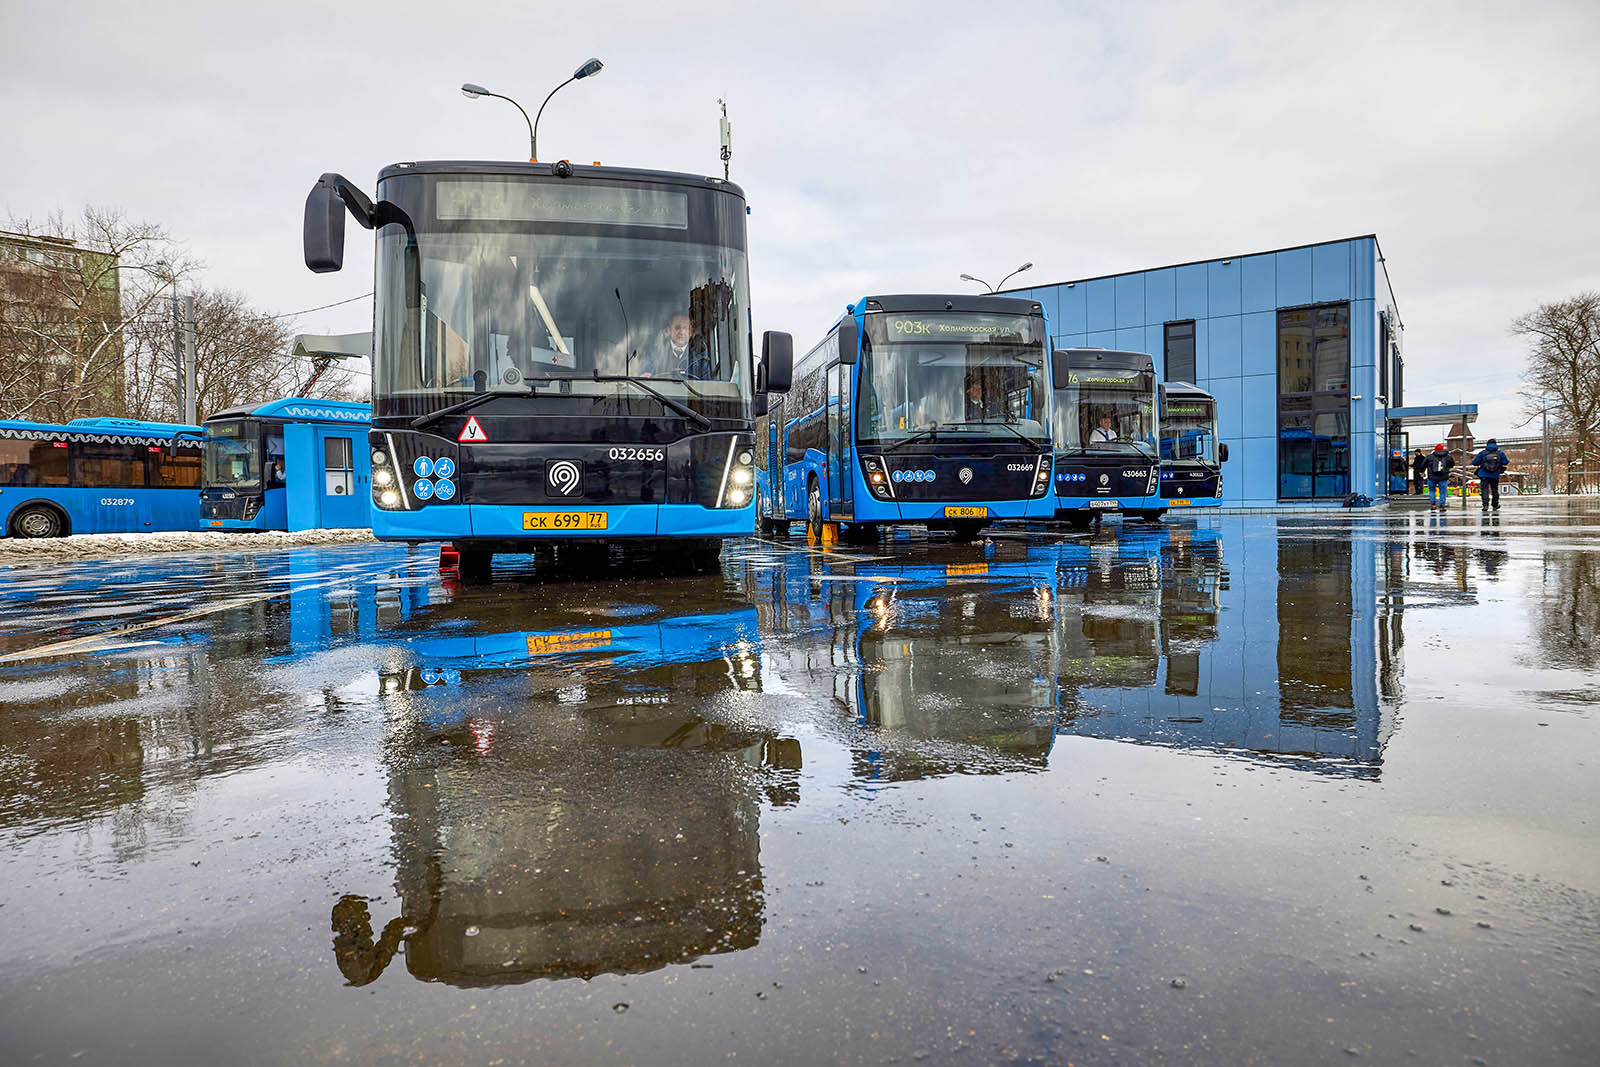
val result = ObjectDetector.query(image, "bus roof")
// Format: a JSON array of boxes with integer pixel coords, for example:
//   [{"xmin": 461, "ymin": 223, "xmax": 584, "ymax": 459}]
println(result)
[
  {"xmin": 851, "ymin": 294, "xmax": 1044, "ymax": 316},
  {"xmin": 65, "ymin": 416, "xmax": 203, "ymax": 433},
  {"xmin": 1062, "ymin": 348, "xmax": 1154, "ymax": 370},
  {"xmin": 1, "ymin": 416, "xmax": 202, "ymax": 444},
  {"xmin": 376, "ymin": 160, "xmax": 746, "ymax": 201},
  {"xmin": 1160, "ymin": 381, "xmax": 1215, "ymax": 401},
  {"xmin": 205, "ymin": 398, "xmax": 372, "ymax": 425}
]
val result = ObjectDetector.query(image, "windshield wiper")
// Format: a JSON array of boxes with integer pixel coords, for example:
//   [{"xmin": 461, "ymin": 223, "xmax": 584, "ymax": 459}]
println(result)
[
  {"xmin": 410, "ymin": 391, "xmax": 501, "ymax": 431},
  {"xmin": 589, "ymin": 372, "xmax": 712, "ymax": 429},
  {"xmin": 880, "ymin": 425, "xmax": 941, "ymax": 453},
  {"xmin": 962, "ymin": 420, "xmax": 1043, "ymax": 446}
]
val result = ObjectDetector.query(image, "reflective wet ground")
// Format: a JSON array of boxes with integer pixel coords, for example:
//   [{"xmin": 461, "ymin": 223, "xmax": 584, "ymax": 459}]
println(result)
[{"xmin": 2, "ymin": 500, "xmax": 1597, "ymax": 1064}]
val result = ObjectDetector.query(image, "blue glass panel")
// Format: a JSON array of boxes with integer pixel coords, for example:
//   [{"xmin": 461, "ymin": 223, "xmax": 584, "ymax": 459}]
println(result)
[
  {"xmin": 1207, "ymin": 315, "xmax": 1243, "ymax": 378},
  {"xmin": 1208, "ymin": 260, "xmax": 1241, "ymax": 317},
  {"xmin": 1175, "ymin": 264, "xmax": 1207, "ymax": 319},
  {"xmin": 1242, "ymin": 311, "xmax": 1275, "ymax": 377},
  {"xmin": 1086, "ymin": 278, "xmax": 1116, "ymax": 332},
  {"xmin": 1354, "ymin": 237, "xmax": 1375, "ymax": 300},
  {"xmin": 1146, "ymin": 268, "xmax": 1176, "ymax": 324},
  {"xmin": 1116, "ymin": 273, "xmax": 1146, "ymax": 328},
  {"xmin": 1059, "ymin": 283, "xmax": 1088, "ymax": 333},
  {"xmin": 1241, "ymin": 254, "xmax": 1275, "ymax": 313},
  {"xmin": 1241, "ymin": 372, "xmax": 1276, "ymax": 440},
  {"xmin": 1313, "ymin": 241, "xmax": 1352, "ymax": 303},
  {"xmin": 1276, "ymin": 248, "xmax": 1313, "ymax": 307}
]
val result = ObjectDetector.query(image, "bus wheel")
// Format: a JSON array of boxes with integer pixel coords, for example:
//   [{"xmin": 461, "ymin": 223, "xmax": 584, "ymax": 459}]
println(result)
[
  {"xmin": 952, "ymin": 520, "xmax": 986, "ymax": 542},
  {"xmin": 458, "ymin": 549, "xmax": 493, "ymax": 583},
  {"xmin": 807, "ymin": 479, "xmax": 824, "ymax": 542},
  {"xmin": 11, "ymin": 504, "xmax": 65, "ymax": 538}
]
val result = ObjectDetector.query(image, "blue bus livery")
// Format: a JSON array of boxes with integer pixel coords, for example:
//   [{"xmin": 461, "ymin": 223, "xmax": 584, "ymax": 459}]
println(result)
[
  {"xmin": 1048, "ymin": 348, "xmax": 1163, "ymax": 526},
  {"xmin": 1158, "ymin": 381, "xmax": 1227, "ymax": 509},
  {"xmin": 303, "ymin": 161, "xmax": 794, "ymax": 580},
  {"xmin": 0, "ymin": 417, "xmax": 204, "ymax": 538},
  {"xmin": 201, "ymin": 397, "xmax": 373, "ymax": 531},
  {"xmin": 757, "ymin": 295, "xmax": 1052, "ymax": 543}
]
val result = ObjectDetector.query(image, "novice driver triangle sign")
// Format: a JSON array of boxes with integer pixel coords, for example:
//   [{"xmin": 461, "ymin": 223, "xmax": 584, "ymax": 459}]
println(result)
[{"xmin": 458, "ymin": 416, "xmax": 488, "ymax": 443}]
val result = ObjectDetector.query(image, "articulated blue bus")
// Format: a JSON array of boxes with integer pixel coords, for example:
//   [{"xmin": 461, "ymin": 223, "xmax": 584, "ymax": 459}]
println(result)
[
  {"xmin": 1048, "ymin": 348, "xmax": 1164, "ymax": 526},
  {"xmin": 756, "ymin": 295, "xmax": 1053, "ymax": 543},
  {"xmin": 0, "ymin": 417, "xmax": 204, "ymax": 538},
  {"xmin": 303, "ymin": 160, "xmax": 794, "ymax": 580},
  {"xmin": 1157, "ymin": 382, "xmax": 1227, "ymax": 509},
  {"xmin": 201, "ymin": 398, "xmax": 372, "ymax": 531}
]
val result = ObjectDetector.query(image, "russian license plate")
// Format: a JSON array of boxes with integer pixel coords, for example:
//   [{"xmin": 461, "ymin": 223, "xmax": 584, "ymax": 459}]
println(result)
[
  {"xmin": 1167, "ymin": 498, "xmax": 1194, "ymax": 506},
  {"xmin": 1088, "ymin": 500, "xmax": 1120, "ymax": 510},
  {"xmin": 526, "ymin": 629, "xmax": 612, "ymax": 655},
  {"xmin": 944, "ymin": 506, "xmax": 988, "ymax": 518},
  {"xmin": 209, "ymin": 520, "xmax": 224, "ymax": 527},
  {"xmin": 523, "ymin": 511, "xmax": 607, "ymax": 531}
]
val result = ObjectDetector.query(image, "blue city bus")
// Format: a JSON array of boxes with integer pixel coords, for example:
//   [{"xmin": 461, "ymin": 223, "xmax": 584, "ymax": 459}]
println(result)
[
  {"xmin": 303, "ymin": 161, "xmax": 794, "ymax": 580},
  {"xmin": 201, "ymin": 398, "xmax": 372, "ymax": 531},
  {"xmin": 1048, "ymin": 348, "xmax": 1163, "ymax": 526},
  {"xmin": 1157, "ymin": 381, "xmax": 1227, "ymax": 509},
  {"xmin": 756, "ymin": 295, "xmax": 1053, "ymax": 543},
  {"xmin": 0, "ymin": 416, "xmax": 204, "ymax": 538}
]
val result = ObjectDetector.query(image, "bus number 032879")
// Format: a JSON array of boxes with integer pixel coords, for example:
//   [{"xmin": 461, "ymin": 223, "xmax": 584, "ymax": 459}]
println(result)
[{"xmin": 607, "ymin": 447, "xmax": 664, "ymax": 461}]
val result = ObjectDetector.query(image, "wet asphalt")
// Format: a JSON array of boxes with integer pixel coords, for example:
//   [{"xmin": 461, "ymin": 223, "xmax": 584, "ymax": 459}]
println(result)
[{"xmin": 1, "ymin": 499, "xmax": 1597, "ymax": 1065}]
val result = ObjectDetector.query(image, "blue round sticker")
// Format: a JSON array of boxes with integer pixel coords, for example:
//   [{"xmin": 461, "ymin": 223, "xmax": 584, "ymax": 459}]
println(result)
[
  {"xmin": 413, "ymin": 478, "xmax": 435, "ymax": 500},
  {"xmin": 413, "ymin": 456, "xmax": 434, "ymax": 478},
  {"xmin": 433, "ymin": 457, "xmax": 456, "ymax": 479},
  {"xmin": 433, "ymin": 478, "xmax": 456, "ymax": 500}
]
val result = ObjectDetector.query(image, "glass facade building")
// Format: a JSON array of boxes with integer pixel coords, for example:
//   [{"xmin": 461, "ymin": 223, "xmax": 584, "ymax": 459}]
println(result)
[{"xmin": 1006, "ymin": 235, "xmax": 1403, "ymax": 506}]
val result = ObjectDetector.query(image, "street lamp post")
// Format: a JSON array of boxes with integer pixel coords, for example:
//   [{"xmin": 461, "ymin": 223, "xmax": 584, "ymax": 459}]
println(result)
[
  {"xmin": 461, "ymin": 58, "xmax": 603, "ymax": 163},
  {"xmin": 959, "ymin": 262, "xmax": 1033, "ymax": 293}
]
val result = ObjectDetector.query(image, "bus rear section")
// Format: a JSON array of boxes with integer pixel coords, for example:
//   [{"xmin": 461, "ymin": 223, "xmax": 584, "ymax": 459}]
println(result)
[
  {"xmin": 766, "ymin": 295, "xmax": 1053, "ymax": 542},
  {"xmin": 1049, "ymin": 349, "xmax": 1163, "ymax": 526},
  {"xmin": 304, "ymin": 161, "xmax": 793, "ymax": 577},
  {"xmin": 1158, "ymin": 382, "xmax": 1226, "ymax": 509},
  {"xmin": 0, "ymin": 417, "xmax": 204, "ymax": 538},
  {"xmin": 201, "ymin": 398, "xmax": 372, "ymax": 531}
]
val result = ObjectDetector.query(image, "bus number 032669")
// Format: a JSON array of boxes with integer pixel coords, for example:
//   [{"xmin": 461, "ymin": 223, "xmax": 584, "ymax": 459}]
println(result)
[{"xmin": 607, "ymin": 447, "xmax": 664, "ymax": 461}]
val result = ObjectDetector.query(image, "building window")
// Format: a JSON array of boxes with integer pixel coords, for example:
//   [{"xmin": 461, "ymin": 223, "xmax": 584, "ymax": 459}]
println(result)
[
  {"xmin": 1277, "ymin": 303, "xmax": 1350, "ymax": 500},
  {"xmin": 1164, "ymin": 321, "xmax": 1196, "ymax": 383}
]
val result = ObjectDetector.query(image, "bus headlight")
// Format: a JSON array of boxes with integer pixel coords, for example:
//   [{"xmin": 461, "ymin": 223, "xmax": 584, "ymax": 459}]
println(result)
[
  {"xmin": 732, "ymin": 467, "xmax": 753, "ymax": 487},
  {"xmin": 373, "ymin": 468, "xmax": 393, "ymax": 487},
  {"xmin": 372, "ymin": 450, "xmax": 387, "ymax": 466},
  {"xmin": 1031, "ymin": 456, "xmax": 1052, "ymax": 497},
  {"xmin": 380, "ymin": 490, "xmax": 399, "ymax": 507},
  {"xmin": 726, "ymin": 488, "xmax": 748, "ymax": 506}
]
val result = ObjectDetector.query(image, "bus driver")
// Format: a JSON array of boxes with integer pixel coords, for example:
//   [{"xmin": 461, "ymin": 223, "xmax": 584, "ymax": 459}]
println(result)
[
  {"xmin": 1089, "ymin": 411, "xmax": 1119, "ymax": 443},
  {"xmin": 658, "ymin": 313, "xmax": 713, "ymax": 380}
]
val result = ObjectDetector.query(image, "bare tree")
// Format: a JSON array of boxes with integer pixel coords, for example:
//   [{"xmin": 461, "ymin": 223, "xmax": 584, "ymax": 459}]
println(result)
[
  {"xmin": 1513, "ymin": 292, "xmax": 1600, "ymax": 488},
  {"xmin": 123, "ymin": 286, "xmax": 358, "ymax": 423},
  {"xmin": 0, "ymin": 207, "xmax": 197, "ymax": 422}
]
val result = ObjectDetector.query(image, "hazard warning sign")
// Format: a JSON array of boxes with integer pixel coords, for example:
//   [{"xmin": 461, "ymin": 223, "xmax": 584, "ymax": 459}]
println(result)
[{"xmin": 458, "ymin": 416, "xmax": 488, "ymax": 443}]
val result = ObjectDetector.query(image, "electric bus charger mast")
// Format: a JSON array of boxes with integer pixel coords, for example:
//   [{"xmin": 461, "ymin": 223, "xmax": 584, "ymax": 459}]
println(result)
[{"xmin": 303, "ymin": 148, "xmax": 792, "ymax": 581}]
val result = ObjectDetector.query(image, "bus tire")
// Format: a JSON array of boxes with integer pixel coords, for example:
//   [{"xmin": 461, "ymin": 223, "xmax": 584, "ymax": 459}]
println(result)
[
  {"xmin": 11, "ymin": 503, "xmax": 66, "ymax": 539},
  {"xmin": 807, "ymin": 478, "xmax": 823, "ymax": 542},
  {"xmin": 951, "ymin": 520, "xmax": 986, "ymax": 542},
  {"xmin": 841, "ymin": 523, "xmax": 877, "ymax": 545},
  {"xmin": 458, "ymin": 549, "xmax": 493, "ymax": 583}
]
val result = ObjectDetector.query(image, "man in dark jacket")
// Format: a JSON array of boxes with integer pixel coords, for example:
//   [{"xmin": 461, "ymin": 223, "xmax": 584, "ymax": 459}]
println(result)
[
  {"xmin": 1473, "ymin": 438, "xmax": 1509, "ymax": 511},
  {"xmin": 1410, "ymin": 449, "xmax": 1428, "ymax": 495},
  {"xmin": 1425, "ymin": 444, "xmax": 1455, "ymax": 506}
]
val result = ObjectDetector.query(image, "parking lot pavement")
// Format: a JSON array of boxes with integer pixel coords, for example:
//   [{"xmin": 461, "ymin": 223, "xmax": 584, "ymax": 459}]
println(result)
[{"xmin": 3, "ymin": 500, "xmax": 1598, "ymax": 1064}]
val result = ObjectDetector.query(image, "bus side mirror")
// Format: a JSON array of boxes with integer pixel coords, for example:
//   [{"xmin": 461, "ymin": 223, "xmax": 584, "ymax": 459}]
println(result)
[
  {"xmin": 305, "ymin": 173, "xmax": 380, "ymax": 274},
  {"xmin": 1219, "ymin": 442, "xmax": 1230, "ymax": 463},
  {"xmin": 754, "ymin": 394, "xmax": 769, "ymax": 418},
  {"xmin": 304, "ymin": 180, "xmax": 347, "ymax": 273},
  {"xmin": 836, "ymin": 318, "xmax": 859, "ymax": 366},
  {"xmin": 1051, "ymin": 350, "xmax": 1071, "ymax": 390},
  {"xmin": 761, "ymin": 331, "xmax": 794, "ymax": 393}
]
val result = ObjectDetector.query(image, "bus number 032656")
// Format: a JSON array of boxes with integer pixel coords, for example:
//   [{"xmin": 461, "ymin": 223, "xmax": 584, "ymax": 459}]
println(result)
[{"xmin": 608, "ymin": 447, "xmax": 664, "ymax": 461}]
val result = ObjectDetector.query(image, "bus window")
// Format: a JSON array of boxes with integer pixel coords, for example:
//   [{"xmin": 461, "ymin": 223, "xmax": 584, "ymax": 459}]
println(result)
[
  {"xmin": 0, "ymin": 437, "xmax": 70, "ymax": 486},
  {"xmin": 72, "ymin": 441, "xmax": 147, "ymax": 488},
  {"xmin": 324, "ymin": 436, "xmax": 354, "ymax": 496},
  {"xmin": 150, "ymin": 447, "xmax": 202, "ymax": 488}
]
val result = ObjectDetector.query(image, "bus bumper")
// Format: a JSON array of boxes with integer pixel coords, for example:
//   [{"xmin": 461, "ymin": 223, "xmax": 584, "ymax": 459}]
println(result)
[{"xmin": 374, "ymin": 503, "xmax": 755, "ymax": 541}]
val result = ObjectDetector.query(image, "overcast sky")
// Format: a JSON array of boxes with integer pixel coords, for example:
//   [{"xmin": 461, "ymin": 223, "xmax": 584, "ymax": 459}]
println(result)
[{"xmin": 4, "ymin": 0, "xmax": 1597, "ymax": 435}]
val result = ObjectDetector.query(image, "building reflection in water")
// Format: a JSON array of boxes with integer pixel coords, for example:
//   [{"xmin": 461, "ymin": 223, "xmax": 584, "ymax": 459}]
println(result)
[{"xmin": 336, "ymin": 585, "xmax": 798, "ymax": 987}]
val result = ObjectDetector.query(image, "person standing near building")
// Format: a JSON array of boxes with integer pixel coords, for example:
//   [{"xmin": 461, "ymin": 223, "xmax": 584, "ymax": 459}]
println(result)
[
  {"xmin": 1473, "ymin": 438, "xmax": 1509, "ymax": 511},
  {"xmin": 1411, "ymin": 448, "xmax": 1428, "ymax": 495},
  {"xmin": 1425, "ymin": 443, "xmax": 1455, "ymax": 506}
]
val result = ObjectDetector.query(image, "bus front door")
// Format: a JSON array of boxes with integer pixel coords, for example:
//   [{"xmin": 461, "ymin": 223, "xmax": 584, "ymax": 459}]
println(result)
[{"xmin": 827, "ymin": 364, "xmax": 854, "ymax": 518}]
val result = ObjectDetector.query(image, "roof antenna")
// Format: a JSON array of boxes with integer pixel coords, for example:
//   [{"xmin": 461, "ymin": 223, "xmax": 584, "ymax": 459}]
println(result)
[{"xmin": 718, "ymin": 98, "xmax": 732, "ymax": 180}]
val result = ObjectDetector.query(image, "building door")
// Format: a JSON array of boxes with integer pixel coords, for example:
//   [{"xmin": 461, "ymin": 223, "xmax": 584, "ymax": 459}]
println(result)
[{"xmin": 1277, "ymin": 304, "xmax": 1351, "ymax": 499}]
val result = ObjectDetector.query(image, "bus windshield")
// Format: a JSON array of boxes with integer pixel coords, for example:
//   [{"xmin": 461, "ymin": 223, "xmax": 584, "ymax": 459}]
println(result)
[
  {"xmin": 857, "ymin": 312, "xmax": 1047, "ymax": 445},
  {"xmin": 1161, "ymin": 399, "xmax": 1217, "ymax": 464},
  {"xmin": 373, "ymin": 177, "xmax": 751, "ymax": 421},
  {"xmin": 1056, "ymin": 368, "xmax": 1157, "ymax": 458},
  {"xmin": 204, "ymin": 421, "xmax": 262, "ymax": 489}
]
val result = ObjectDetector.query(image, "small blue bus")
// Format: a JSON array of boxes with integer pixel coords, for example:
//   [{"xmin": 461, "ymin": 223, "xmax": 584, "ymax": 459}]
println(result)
[
  {"xmin": 201, "ymin": 398, "xmax": 372, "ymax": 531},
  {"xmin": 1157, "ymin": 382, "xmax": 1227, "ymax": 509},
  {"xmin": 0, "ymin": 417, "xmax": 205, "ymax": 538},
  {"xmin": 756, "ymin": 295, "xmax": 1053, "ymax": 543},
  {"xmin": 1048, "ymin": 348, "xmax": 1164, "ymax": 526}
]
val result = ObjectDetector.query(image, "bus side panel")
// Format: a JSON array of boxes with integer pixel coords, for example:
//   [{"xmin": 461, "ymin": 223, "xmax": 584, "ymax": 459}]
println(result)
[{"xmin": 285, "ymin": 425, "xmax": 319, "ymax": 532}]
